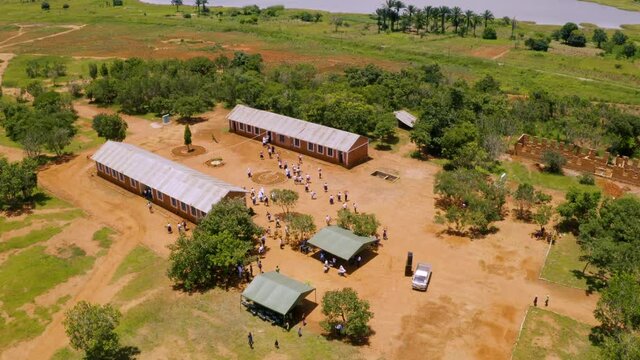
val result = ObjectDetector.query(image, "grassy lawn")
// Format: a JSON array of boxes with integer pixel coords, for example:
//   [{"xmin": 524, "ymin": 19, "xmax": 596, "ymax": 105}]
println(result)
[
  {"xmin": 92, "ymin": 226, "xmax": 115, "ymax": 249},
  {"xmin": 0, "ymin": 225, "xmax": 63, "ymax": 252},
  {"xmin": 512, "ymin": 307, "xmax": 600, "ymax": 360},
  {"xmin": 2, "ymin": 54, "xmax": 109, "ymax": 89},
  {"xmin": 540, "ymin": 234, "xmax": 597, "ymax": 289},
  {"xmin": 64, "ymin": 117, "xmax": 105, "ymax": 154},
  {"xmin": 0, "ymin": 245, "xmax": 95, "ymax": 350},
  {"xmin": 503, "ymin": 161, "xmax": 597, "ymax": 193},
  {"xmin": 580, "ymin": 0, "xmax": 640, "ymax": 11},
  {"xmin": 0, "ymin": 127, "xmax": 21, "ymax": 149}
]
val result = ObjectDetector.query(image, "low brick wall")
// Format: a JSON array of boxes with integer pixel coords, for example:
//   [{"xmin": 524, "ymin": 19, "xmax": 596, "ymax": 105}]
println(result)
[{"xmin": 513, "ymin": 134, "xmax": 640, "ymax": 187}]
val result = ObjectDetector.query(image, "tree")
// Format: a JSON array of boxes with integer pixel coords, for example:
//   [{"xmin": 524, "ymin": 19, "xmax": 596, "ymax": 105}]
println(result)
[
  {"xmin": 541, "ymin": 150, "xmax": 566, "ymax": 174},
  {"xmin": 336, "ymin": 209, "xmax": 380, "ymax": 236},
  {"xmin": 450, "ymin": 6, "xmax": 462, "ymax": 34},
  {"xmin": 184, "ymin": 124, "xmax": 192, "ymax": 151},
  {"xmin": 330, "ymin": 17, "xmax": 344, "ymax": 33},
  {"xmin": 196, "ymin": 198, "xmax": 262, "ymax": 242},
  {"xmin": 173, "ymin": 96, "xmax": 205, "ymax": 119},
  {"xmin": 41, "ymin": 1, "xmax": 50, "ymax": 10},
  {"xmin": 594, "ymin": 272, "xmax": 640, "ymax": 336},
  {"xmin": 482, "ymin": 10, "xmax": 494, "ymax": 28},
  {"xmin": 286, "ymin": 213, "xmax": 316, "ymax": 244},
  {"xmin": 92, "ymin": 113, "xmax": 127, "ymax": 141},
  {"xmin": 482, "ymin": 27, "xmax": 497, "ymax": 40},
  {"xmin": 514, "ymin": 183, "xmax": 535, "ymax": 219},
  {"xmin": 0, "ymin": 157, "xmax": 38, "ymax": 209},
  {"xmin": 556, "ymin": 187, "xmax": 601, "ymax": 225},
  {"xmin": 321, "ymin": 288, "xmax": 373, "ymax": 342},
  {"xmin": 567, "ymin": 30, "xmax": 587, "ymax": 47},
  {"xmin": 622, "ymin": 43, "xmax": 637, "ymax": 59},
  {"xmin": 88, "ymin": 63, "xmax": 98, "ymax": 80},
  {"xmin": 100, "ymin": 63, "xmax": 109, "ymax": 77},
  {"xmin": 63, "ymin": 301, "xmax": 134, "ymax": 359},
  {"xmin": 612, "ymin": 30, "xmax": 628, "ymax": 45},
  {"xmin": 559, "ymin": 22, "xmax": 579, "ymax": 42},
  {"xmin": 592, "ymin": 28, "xmax": 608, "ymax": 49},
  {"xmin": 45, "ymin": 127, "xmax": 71, "ymax": 156},
  {"xmin": 171, "ymin": 0, "xmax": 182, "ymax": 11},
  {"xmin": 533, "ymin": 204, "xmax": 553, "ymax": 233},
  {"xmin": 168, "ymin": 231, "xmax": 253, "ymax": 291},
  {"xmin": 270, "ymin": 189, "xmax": 299, "ymax": 214},
  {"xmin": 373, "ymin": 113, "xmax": 396, "ymax": 146},
  {"xmin": 525, "ymin": 36, "xmax": 550, "ymax": 52}
]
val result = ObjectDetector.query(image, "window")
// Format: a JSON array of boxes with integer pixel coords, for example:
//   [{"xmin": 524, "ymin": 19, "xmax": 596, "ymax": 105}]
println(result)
[
  {"xmin": 238, "ymin": 123, "xmax": 245, "ymax": 131},
  {"xmin": 293, "ymin": 138, "xmax": 300, "ymax": 148},
  {"xmin": 327, "ymin": 148, "xmax": 334, "ymax": 157},
  {"xmin": 254, "ymin": 127, "xmax": 260, "ymax": 135},
  {"xmin": 180, "ymin": 202, "xmax": 187, "ymax": 212},
  {"xmin": 307, "ymin": 142, "xmax": 314, "ymax": 151},
  {"xmin": 129, "ymin": 178, "xmax": 138, "ymax": 188},
  {"xmin": 246, "ymin": 125, "xmax": 253, "ymax": 133},
  {"xmin": 190, "ymin": 206, "xmax": 197, "ymax": 216},
  {"xmin": 111, "ymin": 169, "xmax": 118, "ymax": 178},
  {"xmin": 317, "ymin": 145, "xmax": 324, "ymax": 154},
  {"xmin": 170, "ymin": 197, "xmax": 177, "ymax": 208},
  {"xmin": 118, "ymin": 172, "xmax": 125, "ymax": 182},
  {"xmin": 97, "ymin": 163, "xmax": 103, "ymax": 171},
  {"xmin": 279, "ymin": 134, "xmax": 285, "ymax": 143},
  {"xmin": 155, "ymin": 190, "xmax": 164, "ymax": 201}
]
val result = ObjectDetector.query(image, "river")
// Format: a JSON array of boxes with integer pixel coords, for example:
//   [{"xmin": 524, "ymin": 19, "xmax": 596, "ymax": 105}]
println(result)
[{"xmin": 141, "ymin": 0, "xmax": 640, "ymax": 28}]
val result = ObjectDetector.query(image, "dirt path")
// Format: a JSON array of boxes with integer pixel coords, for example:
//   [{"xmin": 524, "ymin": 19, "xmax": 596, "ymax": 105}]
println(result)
[
  {"xmin": 492, "ymin": 48, "xmax": 510, "ymax": 60},
  {"xmin": 0, "ymin": 24, "xmax": 85, "ymax": 51},
  {"xmin": 0, "ymin": 53, "xmax": 15, "ymax": 87},
  {"xmin": 0, "ymin": 26, "xmax": 24, "ymax": 46}
]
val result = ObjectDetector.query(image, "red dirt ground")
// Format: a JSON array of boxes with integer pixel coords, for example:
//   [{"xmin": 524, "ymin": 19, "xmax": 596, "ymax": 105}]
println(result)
[{"xmin": 4, "ymin": 102, "xmax": 599, "ymax": 360}]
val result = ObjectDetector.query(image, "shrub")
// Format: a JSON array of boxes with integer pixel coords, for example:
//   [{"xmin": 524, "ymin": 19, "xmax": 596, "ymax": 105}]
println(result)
[
  {"xmin": 482, "ymin": 27, "xmax": 497, "ymax": 40},
  {"xmin": 578, "ymin": 173, "xmax": 595, "ymax": 185},
  {"xmin": 622, "ymin": 42, "xmax": 637, "ymax": 59},
  {"xmin": 542, "ymin": 150, "xmax": 566, "ymax": 174},
  {"xmin": 612, "ymin": 30, "xmax": 628, "ymax": 45},
  {"xmin": 41, "ymin": 2, "xmax": 50, "ymax": 10},
  {"xmin": 525, "ymin": 37, "xmax": 550, "ymax": 52},
  {"xmin": 566, "ymin": 30, "xmax": 587, "ymax": 47},
  {"xmin": 62, "ymin": 3, "xmax": 69, "ymax": 9},
  {"xmin": 112, "ymin": 0, "xmax": 123, "ymax": 6},
  {"xmin": 183, "ymin": 13, "xmax": 191, "ymax": 19}
]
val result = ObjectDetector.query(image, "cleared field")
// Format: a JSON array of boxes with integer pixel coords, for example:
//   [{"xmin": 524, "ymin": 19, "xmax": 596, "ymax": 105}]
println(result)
[{"xmin": 512, "ymin": 307, "xmax": 600, "ymax": 360}]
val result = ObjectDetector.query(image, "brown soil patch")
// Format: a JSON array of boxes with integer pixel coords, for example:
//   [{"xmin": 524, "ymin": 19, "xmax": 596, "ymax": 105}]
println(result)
[
  {"xmin": 171, "ymin": 145, "xmax": 206, "ymax": 157},
  {"xmin": 252, "ymin": 170, "xmax": 287, "ymax": 185},
  {"xmin": 596, "ymin": 177, "xmax": 625, "ymax": 197},
  {"xmin": 470, "ymin": 46, "xmax": 510, "ymax": 60}
]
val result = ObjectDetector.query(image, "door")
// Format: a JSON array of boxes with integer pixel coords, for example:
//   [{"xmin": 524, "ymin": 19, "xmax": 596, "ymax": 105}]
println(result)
[
  {"xmin": 231, "ymin": 121, "xmax": 236, "ymax": 131},
  {"xmin": 338, "ymin": 151, "xmax": 344, "ymax": 164},
  {"xmin": 267, "ymin": 131, "xmax": 272, "ymax": 143}
]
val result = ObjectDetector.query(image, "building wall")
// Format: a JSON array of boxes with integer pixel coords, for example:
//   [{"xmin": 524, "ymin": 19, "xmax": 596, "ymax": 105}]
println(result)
[
  {"xmin": 94, "ymin": 162, "xmax": 239, "ymax": 223},
  {"xmin": 513, "ymin": 134, "xmax": 640, "ymax": 187},
  {"xmin": 229, "ymin": 120, "xmax": 368, "ymax": 168}
]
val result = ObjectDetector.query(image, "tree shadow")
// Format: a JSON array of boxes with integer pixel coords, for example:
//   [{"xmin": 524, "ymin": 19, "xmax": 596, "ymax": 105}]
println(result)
[
  {"xmin": 2, "ymin": 191, "xmax": 54, "ymax": 217},
  {"xmin": 322, "ymin": 328, "xmax": 376, "ymax": 346},
  {"xmin": 176, "ymin": 116, "xmax": 207, "ymax": 125},
  {"xmin": 113, "ymin": 345, "xmax": 141, "ymax": 360},
  {"xmin": 571, "ymin": 269, "xmax": 607, "ymax": 295}
]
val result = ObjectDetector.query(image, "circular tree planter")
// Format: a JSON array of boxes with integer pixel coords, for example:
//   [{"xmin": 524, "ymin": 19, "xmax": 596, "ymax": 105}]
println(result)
[
  {"xmin": 171, "ymin": 145, "xmax": 206, "ymax": 157},
  {"xmin": 252, "ymin": 170, "xmax": 286, "ymax": 185},
  {"xmin": 205, "ymin": 157, "xmax": 225, "ymax": 168}
]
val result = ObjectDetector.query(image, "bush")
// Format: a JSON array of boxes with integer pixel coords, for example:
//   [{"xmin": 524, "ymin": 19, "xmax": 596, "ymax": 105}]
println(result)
[
  {"xmin": 566, "ymin": 30, "xmax": 587, "ymax": 47},
  {"xmin": 612, "ymin": 30, "xmax": 628, "ymax": 45},
  {"xmin": 62, "ymin": 3, "xmax": 69, "ymax": 9},
  {"xmin": 41, "ymin": 2, "xmax": 50, "ymax": 10},
  {"xmin": 482, "ymin": 27, "xmax": 497, "ymax": 40},
  {"xmin": 541, "ymin": 150, "xmax": 566, "ymax": 174},
  {"xmin": 578, "ymin": 173, "xmax": 595, "ymax": 185},
  {"xmin": 622, "ymin": 42, "xmax": 637, "ymax": 59},
  {"xmin": 112, "ymin": 0, "xmax": 123, "ymax": 6},
  {"xmin": 525, "ymin": 37, "xmax": 550, "ymax": 52},
  {"xmin": 239, "ymin": 16, "xmax": 258, "ymax": 25},
  {"xmin": 183, "ymin": 13, "xmax": 191, "ymax": 19}
]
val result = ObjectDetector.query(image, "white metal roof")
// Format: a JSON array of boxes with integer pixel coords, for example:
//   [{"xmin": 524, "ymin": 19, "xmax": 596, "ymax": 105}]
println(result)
[
  {"xmin": 227, "ymin": 105, "xmax": 363, "ymax": 153},
  {"xmin": 91, "ymin": 141, "xmax": 245, "ymax": 213},
  {"xmin": 394, "ymin": 110, "xmax": 417, "ymax": 128}
]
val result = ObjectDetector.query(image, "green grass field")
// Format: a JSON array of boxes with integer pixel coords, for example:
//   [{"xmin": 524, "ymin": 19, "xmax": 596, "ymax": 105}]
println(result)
[
  {"xmin": 0, "ymin": 0, "xmax": 638, "ymax": 104},
  {"xmin": 512, "ymin": 307, "xmax": 600, "ymax": 360},
  {"xmin": 503, "ymin": 161, "xmax": 598, "ymax": 193},
  {"xmin": 540, "ymin": 234, "xmax": 595, "ymax": 289},
  {"xmin": 0, "ymin": 225, "xmax": 63, "ymax": 252},
  {"xmin": 92, "ymin": 226, "xmax": 115, "ymax": 249}
]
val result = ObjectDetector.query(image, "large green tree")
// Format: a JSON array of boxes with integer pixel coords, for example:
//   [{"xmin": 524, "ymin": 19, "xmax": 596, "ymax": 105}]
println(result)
[
  {"xmin": 0, "ymin": 157, "xmax": 38, "ymax": 209},
  {"xmin": 321, "ymin": 288, "xmax": 374, "ymax": 342},
  {"xmin": 270, "ymin": 189, "xmax": 299, "ymax": 215},
  {"xmin": 557, "ymin": 187, "xmax": 601, "ymax": 226},
  {"xmin": 195, "ymin": 198, "xmax": 262, "ymax": 242},
  {"xmin": 92, "ymin": 113, "xmax": 128, "ymax": 141}
]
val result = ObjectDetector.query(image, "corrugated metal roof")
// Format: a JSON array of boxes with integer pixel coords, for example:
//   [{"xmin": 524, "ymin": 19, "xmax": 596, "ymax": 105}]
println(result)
[
  {"xmin": 91, "ymin": 141, "xmax": 245, "ymax": 214},
  {"xmin": 307, "ymin": 226, "xmax": 377, "ymax": 260},
  {"xmin": 242, "ymin": 271, "xmax": 315, "ymax": 315},
  {"xmin": 394, "ymin": 110, "xmax": 417, "ymax": 128},
  {"xmin": 227, "ymin": 105, "xmax": 363, "ymax": 153}
]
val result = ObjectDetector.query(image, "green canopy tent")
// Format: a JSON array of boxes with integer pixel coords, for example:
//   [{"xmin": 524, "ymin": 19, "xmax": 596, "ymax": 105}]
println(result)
[
  {"xmin": 307, "ymin": 226, "xmax": 377, "ymax": 261},
  {"xmin": 241, "ymin": 272, "xmax": 315, "ymax": 324}
]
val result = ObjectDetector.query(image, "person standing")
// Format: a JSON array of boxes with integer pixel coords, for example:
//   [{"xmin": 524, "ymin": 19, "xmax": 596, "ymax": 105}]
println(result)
[
  {"xmin": 147, "ymin": 201, "xmax": 153, "ymax": 213},
  {"xmin": 323, "ymin": 182, "xmax": 328, "ymax": 192},
  {"xmin": 325, "ymin": 215, "xmax": 331, "ymax": 226},
  {"xmin": 545, "ymin": 295, "xmax": 550, "ymax": 307},
  {"xmin": 259, "ymin": 151, "xmax": 264, "ymax": 160},
  {"xmin": 166, "ymin": 223, "xmax": 172, "ymax": 234},
  {"xmin": 247, "ymin": 168, "xmax": 252, "ymax": 178},
  {"xmin": 329, "ymin": 195, "xmax": 334, "ymax": 205},
  {"xmin": 383, "ymin": 228, "xmax": 388, "ymax": 240},
  {"xmin": 533, "ymin": 296, "xmax": 538, "ymax": 307},
  {"xmin": 298, "ymin": 327, "xmax": 302, "ymax": 337},
  {"xmin": 356, "ymin": 255, "xmax": 362, "ymax": 267},
  {"xmin": 279, "ymin": 238, "xmax": 284, "ymax": 249},
  {"xmin": 344, "ymin": 191, "xmax": 349, "ymax": 202},
  {"xmin": 318, "ymin": 168, "xmax": 322, "ymax": 179},
  {"xmin": 337, "ymin": 192, "xmax": 342, "ymax": 202},
  {"xmin": 275, "ymin": 265, "xmax": 280, "ymax": 273},
  {"xmin": 258, "ymin": 260, "xmax": 263, "ymax": 273},
  {"xmin": 274, "ymin": 339, "xmax": 279, "ymax": 349},
  {"xmin": 353, "ymin": 202, "xmax": 358, "ymax": 213},
  {"xmin": 248, "ymin": 332, "xmax": 254, "ymax": 349}
]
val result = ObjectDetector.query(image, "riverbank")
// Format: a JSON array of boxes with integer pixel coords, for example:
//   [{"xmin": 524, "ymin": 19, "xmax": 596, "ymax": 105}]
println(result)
[
  {"xmin": 140, "ymin": 0, "xmax": 640, "ymax": 28},
  {"xmin": 579, "ymin": 0, "xmax": 640, "ymax": 12}
]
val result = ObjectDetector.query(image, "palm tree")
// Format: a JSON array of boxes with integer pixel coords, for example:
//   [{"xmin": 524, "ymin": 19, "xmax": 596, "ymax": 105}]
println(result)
[
  {"xmin": 194, "ymin": 0, "xmax": 201, "ymax": 13},
  {"xmin": 430, "ymin": 7, "xmax": 440, "ymax": 33},
  {"xmin": 384, "ymin": 0, "xmax": 396, "ymax": 31},
  {"xmin": 439, "ymin": 6, "xmax": 450, "ymax": 34},
  {"xmin": 200, "ymin": 0, "xmax": 208, "ymax": 12},
  {"xmin": 464, "ymin": 10, "xmax": 474, "ymax": 34},
  {"xmin": 375, "ymin": 8, "xmax": 386, "ymax": 33},
  {"xmin": 414, "ymin": 9, "xmax": 425, "ymax": 35},
  {"xmin": 450, "ymin": 6, "xmax": 462, "ymax": 34},
  {"xmin": 406, "ymin": 4, "xmax": 416, "ymax": 22},
  {"xmin": 393, "ymin": 0, "xmax": 406, "ymax": 31},
  {"xmin": 473, "ymin": 14, "xmax": 483, "ymax": 37},
  {"xmin": 424, "ymin": 6, "xmax": 433, "ymax": 32},
  {"xmin": 482, "ymin": 10, "xmax": 494, "ymax": 28}
]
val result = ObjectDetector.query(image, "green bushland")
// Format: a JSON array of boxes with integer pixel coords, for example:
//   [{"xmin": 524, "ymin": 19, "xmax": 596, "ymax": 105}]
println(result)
[
  {"xmin": 512, "ymin": 307, "xmax": 600, "ymax": 360},
  {"xmin": 0, "ymin": 245, "xmax": 95, "ymax": 350},
  {"xmin": 92, "ymin": 226, "xmax": 115, "ymax": 249},
  {"xmin": 0, "ymin": 225, "xmax": 63, "ymax": 252}
]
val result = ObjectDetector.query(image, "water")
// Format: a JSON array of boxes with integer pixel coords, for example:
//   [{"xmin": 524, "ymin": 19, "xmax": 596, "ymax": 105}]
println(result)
[{"xmin": 142, "ymin": 0, "xmax": 640, "ymax": 28}]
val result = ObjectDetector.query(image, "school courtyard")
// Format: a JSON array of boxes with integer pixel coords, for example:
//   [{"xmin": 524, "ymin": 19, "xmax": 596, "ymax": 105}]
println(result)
[{"xmin": 11, "ymin": 102, "xmax": 598, "ymax": 360}]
